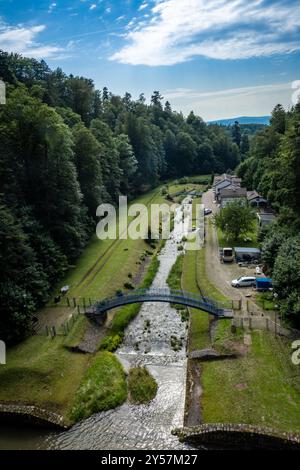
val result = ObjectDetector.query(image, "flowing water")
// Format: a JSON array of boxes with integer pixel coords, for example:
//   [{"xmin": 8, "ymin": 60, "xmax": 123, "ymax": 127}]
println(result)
[{"xmin": 0, "ymin": 199, "xmax": 195, "ymax": 450}]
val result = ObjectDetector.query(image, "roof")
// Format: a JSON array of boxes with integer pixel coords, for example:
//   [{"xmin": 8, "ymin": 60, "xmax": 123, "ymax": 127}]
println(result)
[
  {"xmin": 257, "ymin": 213, "xmax": 276, "ymax": 221},
  {"xmin": 234, "ymin": 247, "xmax": 261, "ymax": 254},
  {"xmin": 247, "ymin": 190, "xmax": 259, "ymax": 199},
  {"xmin": 213, "ymin": 174, "xmax": 241, "ymax": 187},
  {"xmin": 219, "ymin": 187, "xmax": 247, "ymax": 198},
  {"xmin": 247, "ymin": 190, "xmax": 267, "ymax": 201},
  {"xmin": 256, "ymin": 277, "xmax": 272, "ymax": 283}
]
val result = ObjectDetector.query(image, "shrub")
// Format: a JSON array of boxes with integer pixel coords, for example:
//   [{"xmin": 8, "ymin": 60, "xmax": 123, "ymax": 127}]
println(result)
[
  {"xmin": 128, "ymin": 367, "xmax": 158, "ymax": 404},
  {"xmin": 100, "ymin": 334, "xmax": 123, "ymax": 351},
  {"xmin": 124, "ymin": 282, "xmax": 134, "ymax": 290},
  {"xmin": 70, "ymin": 352, "xmax": 127, "ymax": 422}
]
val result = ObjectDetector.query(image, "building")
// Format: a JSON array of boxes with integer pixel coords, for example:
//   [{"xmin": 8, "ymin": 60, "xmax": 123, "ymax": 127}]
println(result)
[
  {"xmin": 213, "ymin": 173, "xmax": 241, "ymax": 186},
  {"xmin": 247, "ymin": 191, "xmax": 268, "ymax": 207},
  {"xmin": 234, "ymin": 247, "xmax": 261, "ymax": 262},
  {"xmin": 219, "ymin": 187, "xmax": 247, "ymax": 208},
  {"xmin": 213, "ymin": 174, "xmax": 242, "ymax": 200},
  {"xmin": 257, "ymin": 212, "xmax": 276, "ymax": 227}
]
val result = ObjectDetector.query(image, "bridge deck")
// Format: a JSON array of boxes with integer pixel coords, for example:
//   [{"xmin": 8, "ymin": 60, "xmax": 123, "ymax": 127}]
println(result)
[{"xmin": 87, "ymin": 288, "xmax": 233, "ymax": 319}]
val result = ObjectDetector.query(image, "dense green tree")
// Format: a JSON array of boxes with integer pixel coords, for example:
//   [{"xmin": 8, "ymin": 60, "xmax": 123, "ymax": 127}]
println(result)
[
  {"xmin": 213, "ymin": 201, "xmax": 256, "ymax": 241},
  {"xmin": 0, "ymin": 204, "xmax": 46, "ymax": 343},
  {"xmin": 90, "ymin": 118, "xmax": 122, "ymax": 203},
  {"xmin": 272, "ymin": 236, "xmax": 300, "ymax": 326},
  {"xmin": 175, "ymin": 132, "xmax": 197, "ymax": 175},
  {"xmin": 72, "ymin": 123, "xmax": 104, "ymax": 217},
  {"xmin": 0, "ymin": 50, "xmax": 245, "ymax": 341},
  {"xmin": 240, "ymin": 133, "xmax": 250, "ymax": 155},
  {"xmin": 232, "ymin": 121, "xmax": 242, "ymax": 147},
  {"xmin": 115, "ymin": 134, "xmax": 137, "ymax": 195},
  {"xmin": 270, "ymin": 104, "xmax": 286, "ymax": 134}
]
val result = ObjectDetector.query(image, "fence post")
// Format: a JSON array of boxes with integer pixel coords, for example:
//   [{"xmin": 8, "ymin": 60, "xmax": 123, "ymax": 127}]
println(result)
[
  {"xmin": 45, "ymin": 325, "xmax": 49, "ymax": 336},
  {"xmin": 73, "ymin": 298, "xmax": 76, "ymax": 308},
  {"xmin": 66, "ymin": 297, "xmax": 70, "ymax": 308},
  {"xmin": 77, "ymin": 305, "xmax": 80, "ymax": 315},
  {"xmin": 266, "ymin": 318, "xmax": 269, "ymax": 331},
  {"xmin": 83, "ymin": 297, "xmax": 86, "ymax": 312}
]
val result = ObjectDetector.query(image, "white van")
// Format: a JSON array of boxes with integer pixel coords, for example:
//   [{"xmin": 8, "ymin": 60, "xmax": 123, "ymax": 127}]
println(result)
[{"xmin": 231, "ymin": 276, "xmax": 256, "ymax": 288}]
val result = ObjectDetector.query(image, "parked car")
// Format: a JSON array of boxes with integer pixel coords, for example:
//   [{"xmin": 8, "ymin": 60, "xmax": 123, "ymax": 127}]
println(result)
[
  {"xmin": 204, "ymin": 208, "xmax": 212, "ymax": 215},
  {"xmin": 220, "ymin": 247, "xmax": 234, "ymax": 263},
  {"xmin": 231, "ymin": 276, "xmax": 256, "ymax": 288}
]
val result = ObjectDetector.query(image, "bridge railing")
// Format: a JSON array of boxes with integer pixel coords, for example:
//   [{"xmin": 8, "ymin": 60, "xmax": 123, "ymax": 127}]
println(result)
[{"xmin": 94, "ymin": 288, "xmax": 232, "ymax": 314}]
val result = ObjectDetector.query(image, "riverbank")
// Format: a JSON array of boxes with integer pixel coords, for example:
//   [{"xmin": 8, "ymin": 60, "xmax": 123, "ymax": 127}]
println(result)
[
  {"xmin": 183, "ymin": 205, "xmax": 300, "ymax": 434},
  {"xmin": 0, "ymin": 185, "xmax": 178, "ymax": 425},
  {"xmin": 26, "ymin": 195, "xmax": 192, "ymax": 449},
  {"xmin": 174, "ymin": 424, "xmax": 300, "ymax": 450}
]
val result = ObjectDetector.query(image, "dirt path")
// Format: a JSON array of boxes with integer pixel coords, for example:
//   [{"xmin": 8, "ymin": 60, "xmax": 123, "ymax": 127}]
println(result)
[{"xmin": 185, "ymin": 360, "xmax": 202, "ymax": 427}]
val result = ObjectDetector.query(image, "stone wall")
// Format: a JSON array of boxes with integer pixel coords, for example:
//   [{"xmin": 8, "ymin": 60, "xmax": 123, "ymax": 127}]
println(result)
[
  {"xmin": 0, "ymin": 403, "xmax": 68, "ymax": 429},
  {"xmin": 173, "ymin": 424, "xmax": 300, "ymax": 450}
]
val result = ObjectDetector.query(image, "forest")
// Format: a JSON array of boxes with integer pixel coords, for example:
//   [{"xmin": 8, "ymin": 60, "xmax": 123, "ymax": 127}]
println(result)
[
  {"xmin": 237, "ymin": 104, "xmax": 300, "ymax": 327},
  {"xmin": 0, "ymin": 51, "xmax": 241, "ymax": 343}
]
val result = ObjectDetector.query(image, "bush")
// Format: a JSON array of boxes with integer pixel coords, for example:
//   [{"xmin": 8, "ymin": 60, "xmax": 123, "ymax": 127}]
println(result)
[
  {"xmin": 100, "ymin": 334, "xmax": 123, "ymax": 351},
  {"xmin": 128, "ymin": 367, "xmax": 158, "ymax": 404},
  {"xmin": 70, "ymin": 352, "xmax": 127, "ymax": 422},
  {"xmin": 124, "ymin": 282, "xmax": 134, "ymax": 290}
]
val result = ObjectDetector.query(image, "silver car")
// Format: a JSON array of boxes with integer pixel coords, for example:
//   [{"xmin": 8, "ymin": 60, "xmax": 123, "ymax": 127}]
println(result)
[{"xmin": 231, "ymin": 276, "xmax": 256, "ymax": 288}]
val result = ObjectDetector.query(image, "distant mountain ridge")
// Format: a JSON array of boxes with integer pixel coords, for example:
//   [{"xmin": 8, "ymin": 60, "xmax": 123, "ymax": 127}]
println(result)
[{"xmin": 208, "ymin": 116, "xmax": 270, "ymax": 126}]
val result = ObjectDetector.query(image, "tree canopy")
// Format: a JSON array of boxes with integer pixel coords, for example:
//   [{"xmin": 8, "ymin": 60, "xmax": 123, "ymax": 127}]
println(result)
[
  {"xmin": 237, "ymin": 102, "xmax": 300, "ymax": 327},
  {"xmin": 0, "ymin": 50, "xmax": 241, "ymax": 342}
]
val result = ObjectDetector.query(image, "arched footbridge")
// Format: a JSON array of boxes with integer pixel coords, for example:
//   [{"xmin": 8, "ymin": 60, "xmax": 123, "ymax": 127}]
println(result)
[{"xmin": 86, "ymin": 288, "xmax": 234, "ymax": 324}]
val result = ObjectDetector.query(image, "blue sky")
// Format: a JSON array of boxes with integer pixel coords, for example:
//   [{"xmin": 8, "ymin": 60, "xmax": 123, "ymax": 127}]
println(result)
[{"xmin": 0, "ymin": 0, "xmax": 300, "ymax": 120}]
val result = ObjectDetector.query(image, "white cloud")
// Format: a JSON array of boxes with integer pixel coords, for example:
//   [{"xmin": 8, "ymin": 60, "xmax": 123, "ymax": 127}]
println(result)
[
  {"xmin": 0, "ymin": 24, "xmax": 62, "ymax": 59},
  {"xmin": 163, "ymin": 82, "xmax": 294, "ymax": 120},
  {"xmin": 138, "ymin": 2, "xmax": 148, "ymax": 11},
  {"xmin": 110, "ymin": 0, "xmax": 300, "ymax": 66},
  {"xmin": 48, "ymin": 2, "xmax": 57, "ymax": 13},
  {"xmin": 89, "ymin": 4, "xmax": 97, "ymax": 10}
]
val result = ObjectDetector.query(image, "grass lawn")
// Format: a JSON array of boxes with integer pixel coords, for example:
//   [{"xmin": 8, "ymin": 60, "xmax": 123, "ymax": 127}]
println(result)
[
  {"xmin": 182, "ymin": 249, "xmax": 211, "ymax": 351},
  {"xmin": 256, "ymin": 292, "xmax": 277, "ymax": 311},
  {"xmin": 128, "ymin": 367, "xmax": 158, "ymax": 404},
  {"xmin": 194, "ymin": 220, "xmax": 300, "ymax": 434},
  {"xmin": 216, "ymin": 224, "xmax": 259, "ymax": 249},
  {"xmin": 180, "ymin": 196, "xmax": 215, "ymax": 352},
  {"xmin": 50, "ymin": 187, "xmax": 166, "ymax": 303},
  {"xmin": 70, "ymin": 351, "xmax": 127, "ymax": 422},
  {"xmin": 0, "ymin": 333, "xmax": 89, "ymax": 423},
  {"xmin": 201, "ymin": 331, "xmax": 300, "ymax": 432}
]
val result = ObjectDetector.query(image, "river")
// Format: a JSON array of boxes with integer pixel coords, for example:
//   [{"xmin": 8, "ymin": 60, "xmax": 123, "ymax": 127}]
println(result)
[{"xmin": 0, "ymin": 198, "xmax": 195, "ymax": 450}]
